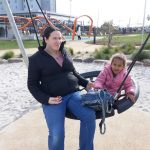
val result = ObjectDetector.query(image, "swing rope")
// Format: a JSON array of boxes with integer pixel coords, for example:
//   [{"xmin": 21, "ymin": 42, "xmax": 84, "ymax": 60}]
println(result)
[
  {"xmin": 25, "ymin": 0, "xmax": 41, "ymax": 47},
  {"xmin": 35, "ymin": 0, "xmax": 56, "ymax": 30},
  {"xmin": 25, "ymin": 0, "xmax": 65, "ymax": 48}
]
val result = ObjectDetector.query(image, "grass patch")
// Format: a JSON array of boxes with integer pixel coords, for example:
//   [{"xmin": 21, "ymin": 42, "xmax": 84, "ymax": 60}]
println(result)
[
  {"xmin": 0, "ymin": 40, "xmax": 18, "ymax": 50},
  {"xmin": 144, "ymin": 43, "xmax": 150, "ymax": 50},
  {"xmin": 119, "ymin": 43, "xmax": 136, "ymax": 54},
  {"xmin": 88, "ymin": 34, "xmax": 150, "ymax": 46},
  {"xmin": 131, "ymin": 50, "xmax": 150, "ymax": 61},
  {"xmin": 93, "ymin": 47, "xmax": 120, "ymax": 60},
  {"xmin": 0, "ymin": 40, "xmax": 41, "ymax": 50},
  {"xmin": 2, "ymin": 51, "xmax": 14, "ymax": 59},
  {"xmin": 66, "ymin": 47, "xmax": 74, "ymax": 56},
  {"xmin": 23, "ymin": 40, "xmax": 41, "ymax": 48},
  {"xmin": 93, "ymin": 43, "xmax": 137, "ymax": 60}
]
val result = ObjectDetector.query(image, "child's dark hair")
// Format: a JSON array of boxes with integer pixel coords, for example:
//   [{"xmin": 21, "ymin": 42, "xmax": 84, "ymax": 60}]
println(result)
[{"xmin": 110, "ymin": 53, "xmax": 127, "ymax": 67}]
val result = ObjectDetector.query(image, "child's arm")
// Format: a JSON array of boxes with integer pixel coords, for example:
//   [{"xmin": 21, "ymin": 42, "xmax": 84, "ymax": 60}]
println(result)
[
  {"xmin": 124, "ymin": 75, "xmax": 135, "ymax": 102},
  {"xmin": 126, "ymin": 93, "xmax": 135, "ymax": 102},
  {"xmin": 94, "ymin": 69, "xmax": 107, "ymax": 89}
]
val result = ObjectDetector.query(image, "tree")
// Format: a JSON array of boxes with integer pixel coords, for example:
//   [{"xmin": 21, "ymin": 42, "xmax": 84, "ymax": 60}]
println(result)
[
  {"xmin": 147, "ymin": 14, "xmax": 150, "ymax": 21},
  {"xmin": 100, "ymin": 20, "xmax": 116, "ymax": 48}
]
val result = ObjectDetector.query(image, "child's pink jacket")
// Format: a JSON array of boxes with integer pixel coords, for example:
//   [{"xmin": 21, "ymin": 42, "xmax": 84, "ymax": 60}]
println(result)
[{"xmin": 94, "ymin": 64, "xmax": 135, "ymax": 96}]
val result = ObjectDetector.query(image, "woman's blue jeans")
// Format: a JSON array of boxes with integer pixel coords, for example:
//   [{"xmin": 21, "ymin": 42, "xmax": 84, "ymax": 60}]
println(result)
[{"xmin": 42, "ymin": 91, "xmax": 96, "ymax": 150}]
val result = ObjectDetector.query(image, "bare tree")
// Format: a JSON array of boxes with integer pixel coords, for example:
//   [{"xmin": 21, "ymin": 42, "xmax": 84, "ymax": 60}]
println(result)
[
  {"xmin": 147, "ymin": 14, "xmax": 150, "ymax": 21},
  {"xmin": 100, "ymin": 20, "xmax": 116, "ymax": 48}
]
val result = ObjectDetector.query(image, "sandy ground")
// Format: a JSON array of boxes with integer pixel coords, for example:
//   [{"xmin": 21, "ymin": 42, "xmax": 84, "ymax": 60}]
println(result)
[
  {"xmin": 66, "ymin": 40, "xmax": 101, "ymax": 53},
  {"xmin": 0, "ymin": 40, "xmax": 101, "ymax": 58},
  {"xmin": 0, "ymin": 41, "xmax": 150, "ymax": 150},
  {"xmin": 0, "ymin": 108, "xmax": 150, "ymax": 150}
]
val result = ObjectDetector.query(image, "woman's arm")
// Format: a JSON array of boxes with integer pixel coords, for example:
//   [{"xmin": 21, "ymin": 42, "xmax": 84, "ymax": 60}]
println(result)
[
  {"xmin": 27, "ymin": 57, "xmax": 50, "ymax": 104},
  {"xmin": 73, "ymin": 69, "xmax": 89, "ymax": 88}
]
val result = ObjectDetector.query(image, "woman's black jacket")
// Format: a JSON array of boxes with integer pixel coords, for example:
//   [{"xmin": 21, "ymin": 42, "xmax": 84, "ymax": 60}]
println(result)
[{"xmin": 27, "ymin": 47, "xmax": 88, "ymax": 104}]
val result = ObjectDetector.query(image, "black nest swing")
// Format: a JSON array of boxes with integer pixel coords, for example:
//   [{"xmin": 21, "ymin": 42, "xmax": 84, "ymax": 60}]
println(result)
[{"xmin": 65, "ymin": 70, "xmax": 140, "ymax": 120}]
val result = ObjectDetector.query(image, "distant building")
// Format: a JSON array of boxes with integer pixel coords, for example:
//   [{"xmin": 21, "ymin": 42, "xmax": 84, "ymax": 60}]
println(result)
[
  {"xmin": 0, "ymin": 0, "xmax": 74, "ymax": 38},
  {"xmin": 0, "ymin": 0, "xmax": 56, "ymax": 15}
]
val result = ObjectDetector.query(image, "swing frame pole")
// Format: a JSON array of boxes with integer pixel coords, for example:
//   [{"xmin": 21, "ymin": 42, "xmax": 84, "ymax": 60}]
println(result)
[{"xmin": 2, "ymin": 0, "xmax": 29, "ymax": 67}]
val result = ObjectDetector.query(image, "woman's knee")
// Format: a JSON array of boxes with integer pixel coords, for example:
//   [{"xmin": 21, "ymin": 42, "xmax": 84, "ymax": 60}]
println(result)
[
  {"xmin": 81, "ymin": 109, "xmax": 96, "ymax": 122},
  {"xmin": 87, "ymin": 110, "xmax": 96, "ymax": 121}
]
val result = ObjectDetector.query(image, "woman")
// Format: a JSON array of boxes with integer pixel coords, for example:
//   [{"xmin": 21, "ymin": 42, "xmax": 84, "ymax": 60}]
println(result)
[
  {"xmin": 27, "ymin": 26, "xmax": 96, "ymax": 150},
  {"xmin": 77, "ymin": 25, "xmax": 81, "ymax": 40}
]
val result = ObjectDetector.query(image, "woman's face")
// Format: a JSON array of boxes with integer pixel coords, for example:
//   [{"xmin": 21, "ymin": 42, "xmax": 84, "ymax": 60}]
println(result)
[
  {"xmin": 45, "ymin": 31, "xmax": 62, "ymax": 52},
  {"xmin": 111, "ymin": 58, "xmax": 124, "ymax": 75}
]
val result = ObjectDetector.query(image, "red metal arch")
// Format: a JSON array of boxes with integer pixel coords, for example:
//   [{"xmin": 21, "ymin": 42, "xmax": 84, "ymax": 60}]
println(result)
[{"xmin": 72, "ymin": 15, "xmax": 93, "ymax": 40}]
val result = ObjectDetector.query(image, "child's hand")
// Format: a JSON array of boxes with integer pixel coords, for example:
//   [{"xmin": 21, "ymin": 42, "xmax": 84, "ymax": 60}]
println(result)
[
  {"xmin": 126, "ymin": 93, "xmax": 135, "ymax": 103},
  {"xmin": 86, "ymin": 82, "xmax": 94, "ymax": 91}
]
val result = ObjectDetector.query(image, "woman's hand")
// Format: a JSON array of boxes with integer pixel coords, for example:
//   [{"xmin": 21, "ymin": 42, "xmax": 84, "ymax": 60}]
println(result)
[
  {"xmin": 86, "ymin": 82, "xmax": 94, "ymax": 91},
  {"xmin": 48, "ymin": 96, "xmax": 62, "ymax": 104},
  {"xmin": 126, "ymin": 93, "xmax": 135, "ymax": 103}
]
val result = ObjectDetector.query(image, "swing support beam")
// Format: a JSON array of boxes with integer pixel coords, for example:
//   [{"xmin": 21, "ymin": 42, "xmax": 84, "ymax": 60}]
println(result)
[{"xmin": 2, "ymin": 0, "xmax": 29, "ymax": 67}]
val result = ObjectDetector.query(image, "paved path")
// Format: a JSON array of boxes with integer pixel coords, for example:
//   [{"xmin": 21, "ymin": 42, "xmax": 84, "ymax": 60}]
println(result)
[{"xmin": 0, "ymin": 108, "xmax": 150, "ymax": 150}]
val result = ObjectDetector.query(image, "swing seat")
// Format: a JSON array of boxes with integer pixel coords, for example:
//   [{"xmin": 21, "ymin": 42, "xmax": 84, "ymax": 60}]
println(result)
[
  {"xmin": 65, "ymin": 71, "xmax": 140, "ymax": 120},
  {"xmin": 65, "ymin": 108, "xmax": 115, "ymax": 120}
]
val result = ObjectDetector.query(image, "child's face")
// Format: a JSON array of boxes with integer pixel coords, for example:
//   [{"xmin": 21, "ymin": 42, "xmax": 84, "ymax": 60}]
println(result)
[{"xmin": 111, "ymin": 58, "xmax": 124, "ymax": 75}]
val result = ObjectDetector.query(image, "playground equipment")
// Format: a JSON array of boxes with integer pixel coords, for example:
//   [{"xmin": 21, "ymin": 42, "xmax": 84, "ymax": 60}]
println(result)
[
  {"xmin": 0, "ymin": 16, "xmax": 72, "ymax": 33},
  {"xmin": 72, "ymin": 15, "xmax": 93, "ymax": 40},
  {"xmin": 0, "ymin": 15, "xmax": 93, "ymax": 39}
]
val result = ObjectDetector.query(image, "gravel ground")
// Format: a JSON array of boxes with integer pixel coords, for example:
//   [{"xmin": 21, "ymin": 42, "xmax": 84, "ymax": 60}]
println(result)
[{"xmin": 0, "ymin": 61, "xmax": 150, "ymax": 130}]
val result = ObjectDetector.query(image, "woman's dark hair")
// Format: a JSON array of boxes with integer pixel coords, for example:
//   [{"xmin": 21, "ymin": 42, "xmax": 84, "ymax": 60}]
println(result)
[
  {"xmin": 42, "ymin": 26, "xmax": 66, "ymax": 51},
  {"xmin": 42, "ymin": 26, "xmax": 59, "ymax": 49}
]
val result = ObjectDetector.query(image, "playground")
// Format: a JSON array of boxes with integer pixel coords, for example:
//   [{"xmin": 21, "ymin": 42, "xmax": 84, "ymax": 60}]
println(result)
[
  {"xmin": 0, "ymin": 60, "xmax": 150, "ymax": 150},
  {"xmin": 0, "ymin": 14, "xmax": 93, "ymax": 41},
  {"xmin": 0, "ymin": 0, "xmax": 150, "ymax": 150}
]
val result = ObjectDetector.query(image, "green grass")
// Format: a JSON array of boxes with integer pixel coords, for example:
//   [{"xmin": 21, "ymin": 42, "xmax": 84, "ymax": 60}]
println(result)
[
  {"xmin": 92, "ymin": 33, "xmax": 150, "ymax": 61},
  {"xmin": 89, "ymin": 33, "xmax": 150, "ymax": 46},
  {"xmin": 112, "ymin": 34, "xmax": 149, "ymax": 46},
  {"xmin": 0, "ymin": 40, "xmax": 18, "ymax": 50},
  {"xmin": 23, "ymin": 40, "xmax": 41, "ymax": 48},
  {"xmin": 1, "ymin": 34, "xmax": 150, "ymax": 50},
  {"xmin": 0, "ymin": 40, "xmax": 41, "ymax": 50}
]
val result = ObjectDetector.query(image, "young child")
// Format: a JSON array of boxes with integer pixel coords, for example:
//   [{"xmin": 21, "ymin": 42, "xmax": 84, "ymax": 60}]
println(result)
[{"xmin": 93, "ymin": 53, "xmax": 135, "ymax": 102}]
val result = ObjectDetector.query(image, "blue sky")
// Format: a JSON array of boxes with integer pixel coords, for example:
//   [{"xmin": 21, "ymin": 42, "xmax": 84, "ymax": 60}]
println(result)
[{"xmin": 56, "ymin": 0, "xmax": 150, "ymax": 27}]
